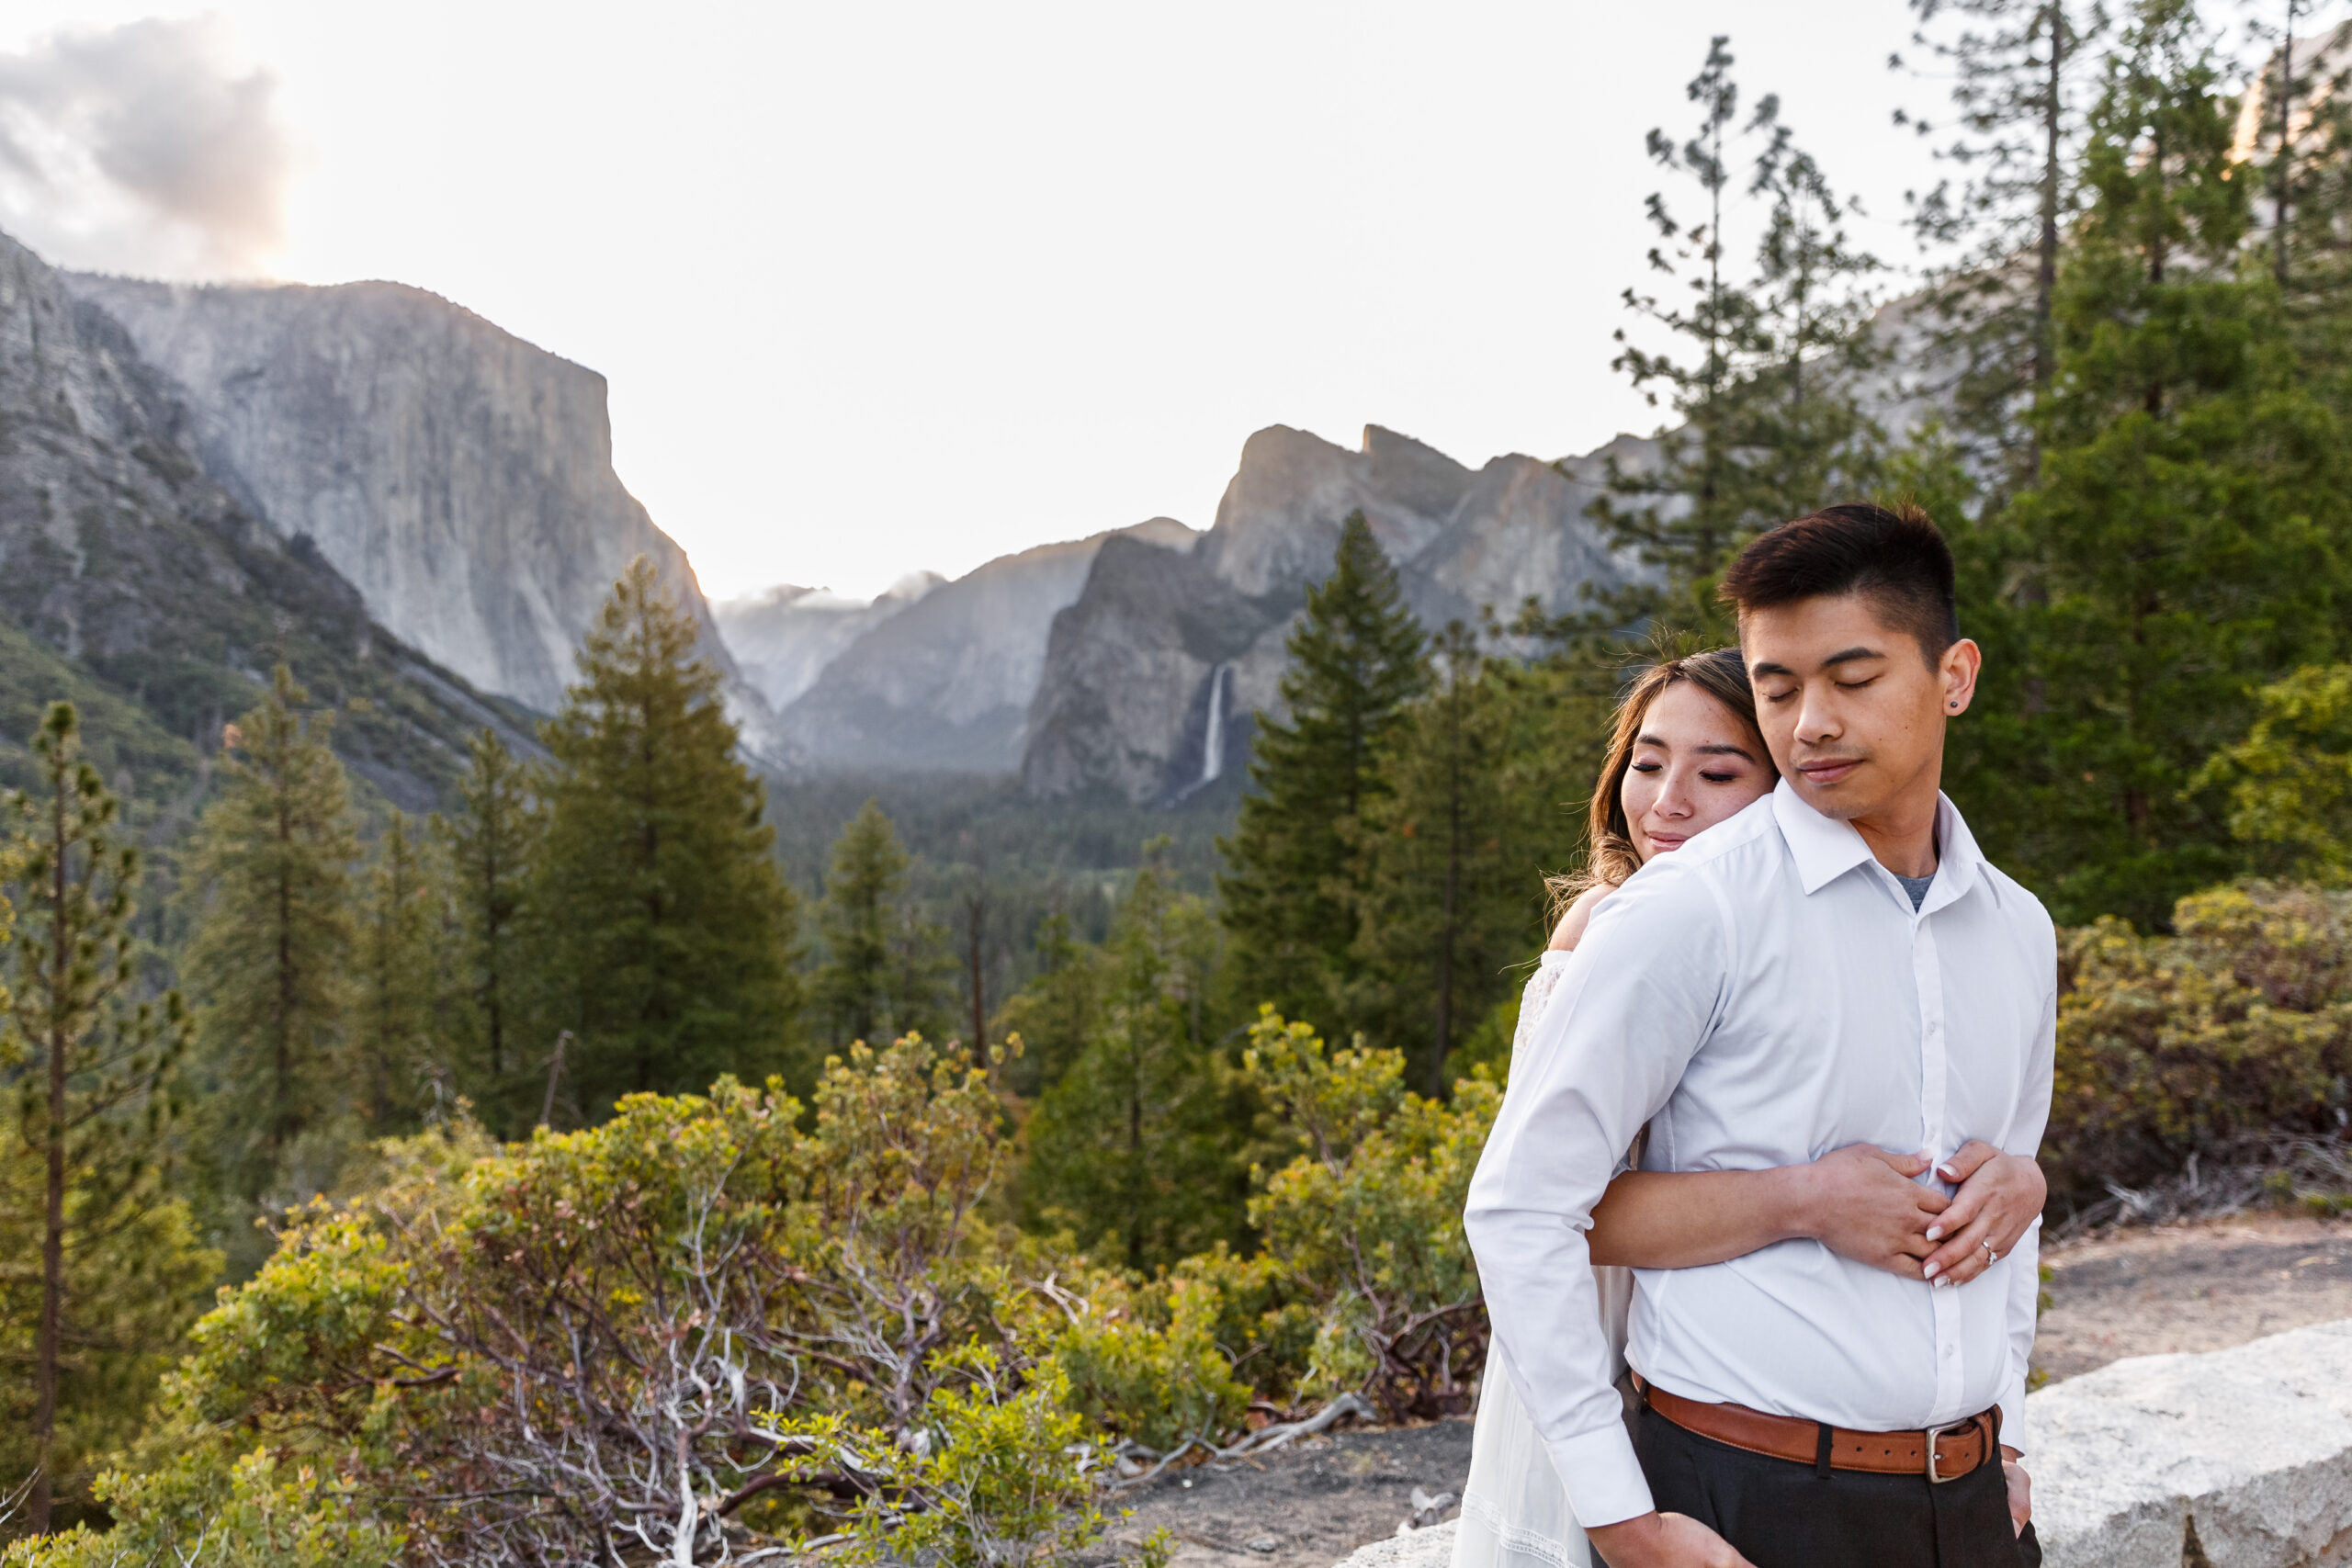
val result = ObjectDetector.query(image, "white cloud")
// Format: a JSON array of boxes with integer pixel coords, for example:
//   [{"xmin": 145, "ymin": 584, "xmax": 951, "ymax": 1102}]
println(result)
[{"xmin": 0, "ymin": 13, "xmax": 292, "ymax": 277}]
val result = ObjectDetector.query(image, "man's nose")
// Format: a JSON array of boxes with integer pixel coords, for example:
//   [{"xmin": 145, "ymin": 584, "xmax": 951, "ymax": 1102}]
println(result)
[{"xmin": 1795, "ymin": 685, "xmax": 1842, "ymax": 744}]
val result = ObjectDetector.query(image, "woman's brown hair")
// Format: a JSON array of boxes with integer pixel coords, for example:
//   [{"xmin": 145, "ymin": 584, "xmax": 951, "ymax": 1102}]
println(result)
[{"xmin": 1544, "ymin": 648, "xmax": 1770, "ymax": 923}]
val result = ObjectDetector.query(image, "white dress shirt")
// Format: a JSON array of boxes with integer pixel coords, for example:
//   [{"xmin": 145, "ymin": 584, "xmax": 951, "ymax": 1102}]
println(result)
[{"xmin": 1464, "ymin": 780, "xmax": 2056, "ymax": 1529}]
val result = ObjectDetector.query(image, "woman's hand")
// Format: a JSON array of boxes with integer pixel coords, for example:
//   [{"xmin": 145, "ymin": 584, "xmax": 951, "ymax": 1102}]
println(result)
[
  {"xmin": 1918, "ymin": 1142, "xmax": 2046, "ymax": 1288},
  {"xmin": 1793, "ymin": 1145, "xmax": 1950, "ymax": 1279}
]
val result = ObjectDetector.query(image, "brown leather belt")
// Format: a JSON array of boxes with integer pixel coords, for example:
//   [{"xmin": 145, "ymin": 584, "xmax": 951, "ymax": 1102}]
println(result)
[{"xmin": 1634, "ymin": 1376, "xmax": 2001, "ymax": 1483}]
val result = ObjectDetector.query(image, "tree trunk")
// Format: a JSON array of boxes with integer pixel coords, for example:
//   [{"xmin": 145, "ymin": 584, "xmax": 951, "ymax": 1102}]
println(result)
[
  {"xmin": 31, "ymin": 773, "xmax": 71, "ymax": 1533},
  {"xmin": 964, "ymin": 888, "xmax": 987, "ymax": 1057},
  {"xmin": 2277, "ymin": 4, "xmax": 2298, "ymax": 289}
]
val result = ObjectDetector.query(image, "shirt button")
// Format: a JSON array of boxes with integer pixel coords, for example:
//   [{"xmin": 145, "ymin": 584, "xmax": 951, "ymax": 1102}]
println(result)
[{"xmin": 1942, "ymin": 1345, "xmax": 1956, "ymax": 1359}]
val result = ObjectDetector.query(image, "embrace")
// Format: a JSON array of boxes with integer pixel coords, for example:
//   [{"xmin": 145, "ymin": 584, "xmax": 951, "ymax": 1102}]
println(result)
[{"xmin": 1461, "ymin": 504, "xmax": 2055, "ymax": 1568}]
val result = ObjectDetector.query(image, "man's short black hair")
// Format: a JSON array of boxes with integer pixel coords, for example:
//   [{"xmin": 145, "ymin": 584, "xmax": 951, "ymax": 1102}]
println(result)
[{"xmin": 1719, "ymin": 502, "xmax": 1959, "ymax": 663}]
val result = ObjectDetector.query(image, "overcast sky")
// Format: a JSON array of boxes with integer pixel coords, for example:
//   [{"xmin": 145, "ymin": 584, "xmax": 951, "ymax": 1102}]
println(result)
[{"xmin": 0, "ymin": 2, "xmax": 2283, "ymax": 601}]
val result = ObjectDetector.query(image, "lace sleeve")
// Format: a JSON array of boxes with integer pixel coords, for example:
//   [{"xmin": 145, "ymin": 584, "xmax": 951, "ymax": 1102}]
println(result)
[{"xmin": 1509, "ymin": 951, "xmax": 1577, "ymax": 1064}]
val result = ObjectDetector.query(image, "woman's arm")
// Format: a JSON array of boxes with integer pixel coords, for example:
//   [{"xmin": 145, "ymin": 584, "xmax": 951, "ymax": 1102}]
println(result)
[{"xmin": 1589, "ymin": 1143, "xmax": 2046, "ymax": 1282}]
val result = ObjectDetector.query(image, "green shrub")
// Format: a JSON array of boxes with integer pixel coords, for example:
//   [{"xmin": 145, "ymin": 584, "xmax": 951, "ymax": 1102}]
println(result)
[{"xmin": 2050, "ymin": 881, "xmax": 2352, "ymax": 1202}]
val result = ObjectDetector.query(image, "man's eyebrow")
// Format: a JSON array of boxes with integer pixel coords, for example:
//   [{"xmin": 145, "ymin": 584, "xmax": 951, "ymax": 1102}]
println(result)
[{"xmin": 1750, "ymin": 648, "xmax": 1885, "ymax": 678}]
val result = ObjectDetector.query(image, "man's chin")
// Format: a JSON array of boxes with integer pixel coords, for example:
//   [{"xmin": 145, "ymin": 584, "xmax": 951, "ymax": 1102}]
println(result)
[{"xmin": 1791, "ymin": 770, "xmax": 1876, "ymax": 819}]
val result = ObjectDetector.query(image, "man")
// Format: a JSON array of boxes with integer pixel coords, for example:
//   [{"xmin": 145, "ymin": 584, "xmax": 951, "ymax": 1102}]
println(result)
[{"xmin": 1465, "ymin": 503, "xmax": 2053, "ymax": 1567}]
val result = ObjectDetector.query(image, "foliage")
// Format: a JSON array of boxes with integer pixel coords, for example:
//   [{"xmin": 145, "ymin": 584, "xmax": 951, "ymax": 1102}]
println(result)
[
  {"xmin": 1021, "ymin": 862, "xmax": 1240, "ymax": 1271},
  {"xmin": 178, "ymin": 665, "xmax": 362, "ymax": 1243},
  {"xmin": 353, "ymin": 812, "xmax": 442, "ymax": 1133},
  {"xmin": 1239, "ymin": 1011, "xmax": 1495, "ymax": 1419},
  {"xmin": 816, "ymin": 798, "xmax": 954, "ymax": 1050},
  {"xmin": 1347, "ymin": 627, "xmax": 1539, "ymax": 1097},
  {"xmin": 1962, "ymin": 0, "xmax": 2352, "ymax": 927},
  {"xmin": 759, "ymin": 1351, "xmax": 1139, "ymax": 1568},
  {"xmin": 1218, "ymin": 513, "xmax": 1428, "ymax": 1032},
  {"xmin": 0, "ymin": 1449, "xmax": 404, "ymax": 1568},
  {"xmin": 2194, "ymin": 664, "xmax": 2352, "ymax": 885},
  {"xmin": 0, "ymin": 704, "xmax": 207, "ymax": 1532},
  {"xmin": 434, "ymin": 729, "xmax": 539, "ymax": 1135},
  {"xmin": 1896, "ymin": 0, "xmax": 2109, "ymax": 485},
  {"xmin": 1588, "ymin": 35, "xmax": 1886, "ymax": 641},
  {"xmin": 529, "ymin": 557, "xmax": 805, "ymax": 1111},
  {"xmin": 2047, "ymin": 881, "xmax": 2352, "ymax": 1205}
]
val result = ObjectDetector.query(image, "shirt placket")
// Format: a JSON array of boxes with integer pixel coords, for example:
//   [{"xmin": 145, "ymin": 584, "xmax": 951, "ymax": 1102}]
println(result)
[{"xmin": 1913, "ymin": 908, "xmax": 1967, "ymax": 1420}]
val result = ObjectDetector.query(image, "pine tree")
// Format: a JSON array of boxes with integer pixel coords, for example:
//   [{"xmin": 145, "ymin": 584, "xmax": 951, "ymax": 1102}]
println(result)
[
  {"xmin": 991, "ymin": 909, "xmax": 1100, "ymax": 1099},
  {"xmin": 1985, "ymin": 0, "xmax": 2352, "ymax": 924},
  {"xmin": 1, "ymin": 703, "xmax": 207, "ymax": 1533},
  {"xmin": 1022, "ymin": 863, "xmax": 1238, "ymax": 1270},
  {"xmin": 1897, "ymin": 0, "xmax": 2109, "ymax": 484},
  {"xmin": 530, "ymin": 558, "xmax": 803, "ymax": 1115},
  {"xmin": 814, "ymin": 799, "xmax": 952, "ymax": 1047},
  {"xmin": 436, "ymin": 730, "xmax": 537, "ymax": 1133},
  {"xmin": 353, "ymin": 812, "xmax": 441, "ymax": 1131},
  {"xmin": 1589, "ymin": 38, "xmax": 1886, "ymax": 640},
  {"xmin": 1217, "ymin": 513, "xmax": 1428, "ymax": 1029},
  {"xmin": 1348, "ymin": 626, "xmax": 1532, "ymax": 1097},
  {"xmin": 181, "ymin": 665, "xmax": 360, "ymax": 1219}
]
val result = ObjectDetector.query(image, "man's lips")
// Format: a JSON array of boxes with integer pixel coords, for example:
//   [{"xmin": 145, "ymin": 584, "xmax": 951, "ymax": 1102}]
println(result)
[{"xmin": 1796, "ymin": 758, "xmax": 1865, "ymax": 785}]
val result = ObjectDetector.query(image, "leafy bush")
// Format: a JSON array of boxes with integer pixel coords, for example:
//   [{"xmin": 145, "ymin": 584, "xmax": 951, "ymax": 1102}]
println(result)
[
  {"xmin": 1237, "ymin": 1010, "xmax": 1496, "ymax": 1419},
  {"xmin": 2049, "ymin": 881, "xmax": 2352, "ymax": 1205}
]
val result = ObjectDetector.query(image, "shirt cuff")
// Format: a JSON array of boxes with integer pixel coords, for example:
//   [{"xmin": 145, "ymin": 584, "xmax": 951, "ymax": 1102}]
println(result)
[
  {"xmin": 1546, "ymin": 1424, "xmax": 1654, "ymax": 1529},
  {"xmin": 1996, "ymin": 1374, "xmax": 2030, "ymax": 1458}
]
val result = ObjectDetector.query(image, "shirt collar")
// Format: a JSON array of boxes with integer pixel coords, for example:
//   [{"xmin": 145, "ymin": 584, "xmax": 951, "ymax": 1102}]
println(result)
[{"xmin": 1769, "ymin": 776, "xmax": 1987, "ymax": 912}]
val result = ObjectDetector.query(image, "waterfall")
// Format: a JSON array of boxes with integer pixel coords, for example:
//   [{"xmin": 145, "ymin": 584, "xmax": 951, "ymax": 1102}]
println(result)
[{"xmin": 1198, "ymin": 665, "xmax": 1228, "ymax": 788}]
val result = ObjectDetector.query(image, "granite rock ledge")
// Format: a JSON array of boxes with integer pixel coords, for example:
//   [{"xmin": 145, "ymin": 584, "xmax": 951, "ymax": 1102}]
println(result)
[{"xmin": 1329, "ymin": 1319, "xmax": 2352, "ymax": 1568}]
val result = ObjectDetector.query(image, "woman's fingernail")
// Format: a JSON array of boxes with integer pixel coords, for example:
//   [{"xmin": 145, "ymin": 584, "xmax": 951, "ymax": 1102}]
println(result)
[
  {"xmin": 1939, "ymin": 1164, "xmax": 1960, "ymax": 1179},
  {"xmin": 1927, "ymin": 1225, "xmax": 1944, "ymax": 1241},
  {"xmin": 1934, "ymin": 1275, "xmax": 1951, "ymax": 1289},
  {"xmin": 1924, "ymin": 1260, "xmax": 1940, "ymax": 1279}
]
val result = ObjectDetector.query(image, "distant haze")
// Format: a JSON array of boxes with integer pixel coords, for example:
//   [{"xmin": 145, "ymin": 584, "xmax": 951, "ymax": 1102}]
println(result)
[{"xmin": 0, "ymin": 1, "xmax": 2297, "ymax": 602}]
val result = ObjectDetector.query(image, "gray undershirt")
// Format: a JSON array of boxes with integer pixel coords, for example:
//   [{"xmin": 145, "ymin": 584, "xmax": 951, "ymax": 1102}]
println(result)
[{"xmin": 1894, "ymin": 871, "xmax": 1935, "ymax": 910}]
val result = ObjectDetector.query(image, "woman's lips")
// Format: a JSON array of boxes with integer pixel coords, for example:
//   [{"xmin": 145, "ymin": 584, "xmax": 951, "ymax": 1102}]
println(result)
[{"xmin": 1645, "ymin": 833, "xmax": 1688, "ymax": 852}]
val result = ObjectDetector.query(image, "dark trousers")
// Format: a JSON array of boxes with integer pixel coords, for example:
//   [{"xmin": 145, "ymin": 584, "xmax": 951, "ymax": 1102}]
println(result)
[{"xmin": 1621, "ymin": 1404, "xmax": 2043, "ymax": 1568}]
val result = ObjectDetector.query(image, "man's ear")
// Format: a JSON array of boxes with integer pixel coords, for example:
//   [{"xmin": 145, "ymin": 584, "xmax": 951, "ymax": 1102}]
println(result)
[{"xmin": 1939, "ymin": 638, "xmax": 1984, "ymax": 718}]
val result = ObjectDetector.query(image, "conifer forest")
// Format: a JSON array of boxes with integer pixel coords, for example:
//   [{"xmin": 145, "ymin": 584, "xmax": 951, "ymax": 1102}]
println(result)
[{"xmin": 14, "ymin": 2, "xmax": 2352, "ymax": 1562}]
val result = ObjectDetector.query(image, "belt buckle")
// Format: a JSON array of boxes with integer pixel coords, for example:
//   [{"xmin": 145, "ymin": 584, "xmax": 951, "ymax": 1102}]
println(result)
[{"xmin": 1923, "ymin": 1418, "xmax": 1973, "ymax": 1484}]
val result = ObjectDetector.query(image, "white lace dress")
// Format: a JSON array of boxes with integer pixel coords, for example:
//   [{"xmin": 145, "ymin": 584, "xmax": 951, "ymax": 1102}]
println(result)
[{"xmin": 1453, "ymin": 953, "xmax": 1635, "ymax": 1568}]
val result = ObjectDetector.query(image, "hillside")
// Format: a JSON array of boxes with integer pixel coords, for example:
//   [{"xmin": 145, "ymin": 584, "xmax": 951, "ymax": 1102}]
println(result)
[
  {"xmin": 1021, "ymin": 424, "xmax": 1659, "ymax": 803},
  {"xmin": 0, "ymin": 229, "xmax": 535, "ymax": 812},
  {"xmin": 61, "ymin": 269, "xmax": 752, "ymax": 734},
  {"xmin": 774, "ymin": 518, "xmax": 1197, "ymax": 773}
]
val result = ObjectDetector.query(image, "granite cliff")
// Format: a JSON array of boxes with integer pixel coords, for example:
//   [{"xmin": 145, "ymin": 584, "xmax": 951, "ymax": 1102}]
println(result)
[
  {"xmin": 62, "ymin": 270, "xmax": 735, "ymax": 718},
  {"xmin": 1020, "ymin": 425, "xmax": 1658, "ymax": 804},
  {"xmin": 774, "ymin": 518, "xmax": 1197, "ymax": 773},
  {"xmin": 718, "ymin": 573, "xmax": 946, "ymax": 714},
  {"xmin": 0, "ymin": 230, "xmax": 530, "ymax": 808}
]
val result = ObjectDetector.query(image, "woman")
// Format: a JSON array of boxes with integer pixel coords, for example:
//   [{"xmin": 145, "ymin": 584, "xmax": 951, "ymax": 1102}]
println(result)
[{"xmin": 1451, "ymin": 649, "xmax": 2044, "ymax": 1568}]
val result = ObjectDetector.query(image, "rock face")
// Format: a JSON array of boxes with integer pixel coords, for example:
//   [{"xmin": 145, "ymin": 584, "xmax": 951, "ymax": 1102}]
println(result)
[
  {"xmin": 1021, "ymin": 425, "xmax": 1659, "ymax": 804},
  {"xmin": 62, "ymin": 270, "xmax": 729, "ymax": 716},
  {"xmin": 776, "ymin": 518, "xmax": 1197, "ymax": 773},
  {"xmin": 718, "ymin": 574, "xmax": 945, "ymax": 713},
  {"xmin": 2029, "ymin": 1317, "xmax": 2352, "ymax": 1567},
  {"xmin": 0, "ymin": 229, "xmax": 530, "ymax": 807}
]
